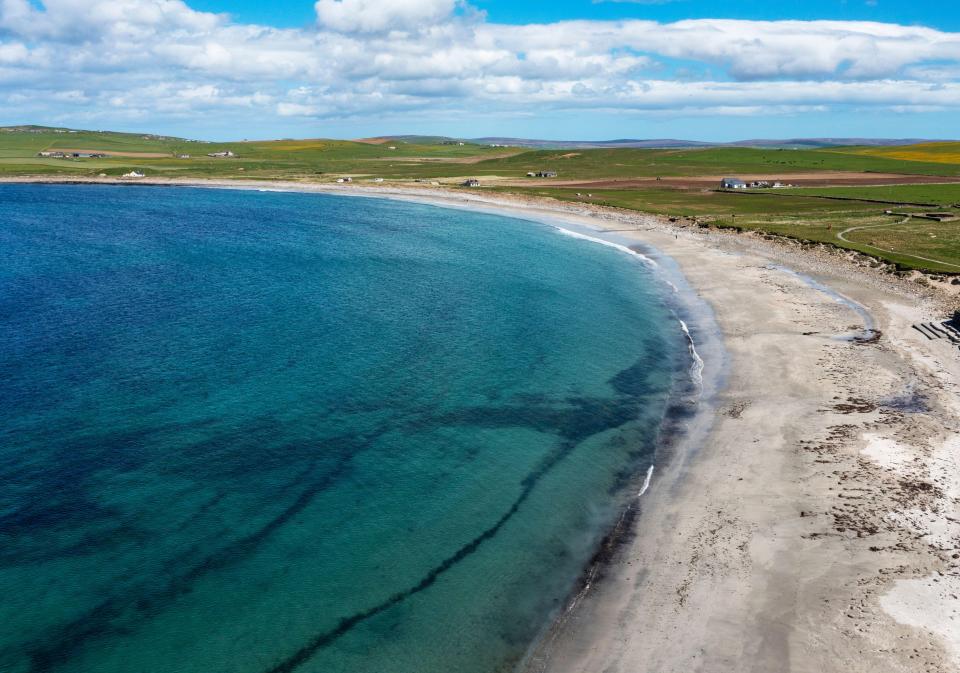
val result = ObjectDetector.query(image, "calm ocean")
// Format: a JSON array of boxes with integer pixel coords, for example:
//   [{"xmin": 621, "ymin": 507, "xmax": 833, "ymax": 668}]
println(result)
[{"xmin": 0, "ymin": 185, "xmax": 689, "ymax": 673}]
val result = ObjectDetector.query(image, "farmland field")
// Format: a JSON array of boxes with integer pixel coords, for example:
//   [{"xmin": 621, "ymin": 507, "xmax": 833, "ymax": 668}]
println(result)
[{"xmin": 778, "ymin": 183, "xmax": 960, "ymax": 206}]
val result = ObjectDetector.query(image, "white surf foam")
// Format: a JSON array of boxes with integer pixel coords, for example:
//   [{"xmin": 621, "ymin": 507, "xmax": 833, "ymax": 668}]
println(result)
[
  {"xmin": 553, "ymin": 226, "xmax": 658, "ymax": 267},
  {"xmin": 638, "ymin": 465, "xmax": 654, "ymax": 497},
  {"xmin": 679, "ymin": 319, "xmax": 705, "ymax": 392}
]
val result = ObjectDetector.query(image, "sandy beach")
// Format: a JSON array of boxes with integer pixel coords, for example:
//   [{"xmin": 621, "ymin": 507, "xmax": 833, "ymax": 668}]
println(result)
[{"xmin": 6, "ymin": 176, "xmax": 960, "ymax": 672}]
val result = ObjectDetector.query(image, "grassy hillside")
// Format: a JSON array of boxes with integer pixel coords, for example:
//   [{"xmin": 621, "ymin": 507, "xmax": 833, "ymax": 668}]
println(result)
[
  {"xmin": 468, "ymin": 146, "xmax": 960, "ymax": 179},
  {"xmin": 0, "ymin": 126, "xmax": 187, "ymax": 155},
  {"xmin": 0, "ymin": 126, "xmax": 511, "ymax": 178}
]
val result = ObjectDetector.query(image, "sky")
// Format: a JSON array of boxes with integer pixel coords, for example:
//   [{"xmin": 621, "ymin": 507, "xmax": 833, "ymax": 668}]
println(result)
[{"xmin": 1, "ymin": 0, "xmax": 959, "ymax": 141}]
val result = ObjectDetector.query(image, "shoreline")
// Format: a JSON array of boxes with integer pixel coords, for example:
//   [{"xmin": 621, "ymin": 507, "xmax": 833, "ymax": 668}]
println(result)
[{"xmin": 6, "ymin": 177, "xmax": 960, "ymax": 672}]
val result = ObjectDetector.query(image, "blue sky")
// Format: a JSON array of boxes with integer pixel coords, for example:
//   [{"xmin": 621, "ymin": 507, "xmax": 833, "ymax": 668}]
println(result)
[
  {"xmin": 193, "ymin": 0, "xmax": 960, "ymax": 31},
  {"xmin": 1, "ymin": 0, "xmax": 959, "ymax": 141}
]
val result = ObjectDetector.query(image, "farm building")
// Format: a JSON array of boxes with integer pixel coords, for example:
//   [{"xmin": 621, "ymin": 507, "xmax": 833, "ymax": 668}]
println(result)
[
  {"xmin": 720, "ymin": 178, "xmax": 748, "ymax": 189},
  {"xmin": 207, "ymin": 150, "xmax": 236, "ymax": 158},
  {"xmin": 38, "ymin": 151, "xmax": 106, "ymax": 159}
]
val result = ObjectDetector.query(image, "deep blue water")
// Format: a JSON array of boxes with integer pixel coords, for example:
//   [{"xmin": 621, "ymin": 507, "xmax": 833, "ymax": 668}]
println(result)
[{"xmin": 0, "ymin": 185, "xmax": 687, "ymax": 673}]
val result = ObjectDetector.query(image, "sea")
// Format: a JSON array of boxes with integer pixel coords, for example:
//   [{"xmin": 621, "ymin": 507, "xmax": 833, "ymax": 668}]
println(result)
[{"xmin": 0, "ymin": 184, "xmax": 693, "ymax": 673}]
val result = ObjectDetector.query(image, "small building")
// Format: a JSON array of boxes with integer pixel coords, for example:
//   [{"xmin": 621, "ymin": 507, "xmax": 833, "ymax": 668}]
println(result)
[
  {"xmin": 122, "ymin": 171, "xmax": 145, "ymax": 179},
  {"xmin": 207, "ymin": 150, "xmax": 236, "ymax": 158},
  {"xmin": 463, "ymin": 179, "xmax": 481, "ymax": 188},
  {"xmin": 536, "ymin": 170, "xmax": 558, "ymax": 178},
  {"xmin": 720, "ymin": 178, "xmax": 747, "ymax": 190}
]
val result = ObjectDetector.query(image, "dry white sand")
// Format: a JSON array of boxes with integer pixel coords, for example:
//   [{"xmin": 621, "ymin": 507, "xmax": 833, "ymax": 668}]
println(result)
[{"xmin": 6, "ymin": 176, "xmax": 960, "ymax": 672}]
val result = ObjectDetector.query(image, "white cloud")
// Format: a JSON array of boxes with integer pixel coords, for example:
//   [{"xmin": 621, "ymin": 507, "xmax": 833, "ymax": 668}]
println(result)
[
  {"xmin": 0, "ymin": 0, "xmax": 222, "ymax": 39},
  {"xmin": 277, "ymin": 102, "xmax": 321, "ymax": 116},
  {"xmin": 0, "ymin": 1, "xmax": 958, "ymax": 133},
  {"xmin": 314, "ymin": 0, "xmax": 458, "ymax": 33}
]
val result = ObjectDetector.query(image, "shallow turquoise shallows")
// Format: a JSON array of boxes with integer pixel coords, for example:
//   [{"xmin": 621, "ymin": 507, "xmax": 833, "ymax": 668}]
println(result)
[{"xmin": 0, "ymin": 185, "xmax": 687, "ymax": 673}]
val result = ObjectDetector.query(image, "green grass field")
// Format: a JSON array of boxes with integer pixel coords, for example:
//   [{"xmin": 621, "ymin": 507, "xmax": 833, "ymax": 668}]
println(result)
[
  {"xmin": 838, "ymin": 218, "xmax": 960, "ymax": 272},
  {"xmin": 468, "ymin": 146, "xmax": 960, "ymax": 179},
  {"xmin": 2, "ymin": 126, "xmax": 959, "ymax": 272},
  {"xmin": 779, "ymin": 183, "xmax": 960, "ymax": 206}
]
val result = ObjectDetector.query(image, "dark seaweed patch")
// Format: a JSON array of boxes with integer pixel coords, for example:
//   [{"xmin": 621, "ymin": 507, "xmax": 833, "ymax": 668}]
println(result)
[
  {"xmin": 881, "ymin": 387, "xmax": 931, "ymax": 414},
  {"xmin": 19, "ymin": 432, "xmax": 371, "ymax": 673},
  {"xmin": 260, "ymin": 356, "xmax": 673, "ymax": 673},
  {"xmin": 261, "ymin": 439, "xmax": 585, "ymax": 673},
  {"xmin": 18, "ymin": 353, "xmax": 673, "ymax": 673}
]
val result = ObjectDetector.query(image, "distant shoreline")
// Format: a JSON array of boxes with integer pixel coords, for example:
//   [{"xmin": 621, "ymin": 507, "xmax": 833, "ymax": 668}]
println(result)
[{"xmin": 5, "ymin": 176, "xmax": 960, "ymax": 672}]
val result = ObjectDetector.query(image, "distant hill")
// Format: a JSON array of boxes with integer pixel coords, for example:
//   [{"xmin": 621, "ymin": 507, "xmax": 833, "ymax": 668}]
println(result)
[
  {"xmin": 471, "ymin": 137, "xmax": 713, "ymax": 149},
  {"xmin": 0, "ymin": 125, "xmax": 186, "ymax": 142},
  {"xmin": 469, "ymin": 137, "xmax": 952, "ymax": 149},
  {"xmin": 727, "ymin": 138, "xmax": 950, "ymax": 149},
  {"xmin": 3, "ymin": 126, "xmax": 951, "ymax": 150}
]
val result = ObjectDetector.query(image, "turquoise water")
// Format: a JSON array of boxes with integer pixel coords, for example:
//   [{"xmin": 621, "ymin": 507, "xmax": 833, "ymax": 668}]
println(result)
[{"xmin": 0, "ymin": 185, "xmax": 687, "ymax": 673}]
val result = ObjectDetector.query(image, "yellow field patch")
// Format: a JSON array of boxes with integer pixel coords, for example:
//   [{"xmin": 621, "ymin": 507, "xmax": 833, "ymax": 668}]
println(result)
[
  {"xmin": 851, "ymin": 142, "xmax": 960, "ymax": 165},
  {"xmin": 245, "ymin": 140, "xmax": 333, "ymax": 151}
]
